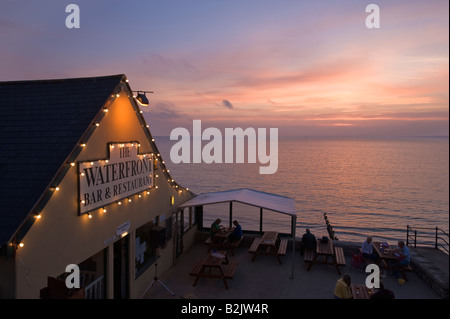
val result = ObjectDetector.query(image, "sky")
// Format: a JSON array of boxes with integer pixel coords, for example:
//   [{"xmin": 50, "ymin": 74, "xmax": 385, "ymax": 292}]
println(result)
[{"xmin": 0, "ymin": 0, "xmax": 448, "ymax": 137}]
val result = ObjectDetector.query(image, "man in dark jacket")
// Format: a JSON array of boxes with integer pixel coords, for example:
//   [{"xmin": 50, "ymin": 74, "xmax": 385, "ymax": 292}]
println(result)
[{"xmin": 301, "ymin": 228, "xmax": 317, "ymax": 255}]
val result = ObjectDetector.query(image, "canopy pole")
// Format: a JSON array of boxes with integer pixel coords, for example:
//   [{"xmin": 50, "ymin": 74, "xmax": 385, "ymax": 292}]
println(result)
[
  {"xmin": 259, "ymin": 208, "xmax": 263, "ymax": 234},
  {"xmin": 290, "ymin": 215, "xmax": 296, "ymax": 279},
  {"xmin": 229, "ymin": 201, "xmax": 233, "ymax": 227}
]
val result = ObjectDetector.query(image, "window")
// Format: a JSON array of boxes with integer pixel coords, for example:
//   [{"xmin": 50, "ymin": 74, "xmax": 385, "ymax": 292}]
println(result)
[
  {"xmin": 135, "ymin": 220, "xmax": 157, "ymax": 279},
  {"xmin": 183, "ymin": 207, "xmax": 196, "ymax": 233}
]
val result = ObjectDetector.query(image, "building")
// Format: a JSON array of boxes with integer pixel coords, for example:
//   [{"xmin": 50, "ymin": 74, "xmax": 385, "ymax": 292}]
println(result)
[{"xmin": 0, "ymin": 75, "xmax": 196, "ymax": 298}]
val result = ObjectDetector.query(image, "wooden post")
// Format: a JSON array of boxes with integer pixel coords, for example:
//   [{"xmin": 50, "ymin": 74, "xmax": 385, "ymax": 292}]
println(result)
[{"xmin": 435, "ymin": 227, "xmax": 438, "ymax": 249}]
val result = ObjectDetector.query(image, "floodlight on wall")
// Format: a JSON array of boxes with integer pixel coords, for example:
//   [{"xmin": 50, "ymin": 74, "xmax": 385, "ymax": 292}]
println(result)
[{"xmin": 133, "ymin": 91, "xmax": 154, "ymax": 106}]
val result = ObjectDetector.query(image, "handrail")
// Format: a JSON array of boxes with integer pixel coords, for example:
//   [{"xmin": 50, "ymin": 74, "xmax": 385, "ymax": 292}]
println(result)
[
  {"xmin": 407, "ymin": 225, "xmax": 449, "ymax": 254},
  {"xmin": 84, "ymin": 275, "xmax": 104, "ymax": 299}
]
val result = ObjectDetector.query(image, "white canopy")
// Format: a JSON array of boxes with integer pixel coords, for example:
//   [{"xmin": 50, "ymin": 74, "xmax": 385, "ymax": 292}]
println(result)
[
  {"xmin": 179, "ymin": 188, "xmax": 296, "ymax": 216},
  {"xmin": 179, "ymin": 188, "xmax": 297, "ymax": 279}
]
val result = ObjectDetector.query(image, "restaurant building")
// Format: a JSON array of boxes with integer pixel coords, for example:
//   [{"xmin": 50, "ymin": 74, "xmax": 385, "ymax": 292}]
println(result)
[{"xmin": 0, "ymin": 75, "xmax": 196, "ymax": 298}]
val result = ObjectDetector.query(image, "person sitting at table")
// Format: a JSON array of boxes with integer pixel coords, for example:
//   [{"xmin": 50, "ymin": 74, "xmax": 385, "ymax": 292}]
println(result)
[
  {"xmin": 389, "ymin": 240, "xmax": 410, "ymax": 279},
  {"xmin": 395, "ymin": 241, "xmax": 410, "ymax": 266},
  {"xmin": 210, "ymin": 218, "xmax": 222, "ymax": 237},
  {"xmin": 229, "ymin": 220, "xmax": 243, "ymax": 242},
  {"xmin": 300, "ymin": 228, "xmax": 317, "ymax": 256},
  {"xmin": 370, "ymin": 281, "xmax": 395, "ymax": 299},
  {"xmin": 333, "ymin": 274, "xmax": 353, "ymax": 299},
  {"xmin": 361, "ymin": 236, "xmax": 379, "ymax": 263}
]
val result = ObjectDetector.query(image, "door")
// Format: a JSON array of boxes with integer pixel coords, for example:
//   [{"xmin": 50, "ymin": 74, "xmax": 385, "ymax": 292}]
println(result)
[{"xmin": 113, "ymin": 235, "xmax": 129, "ymax": 299}]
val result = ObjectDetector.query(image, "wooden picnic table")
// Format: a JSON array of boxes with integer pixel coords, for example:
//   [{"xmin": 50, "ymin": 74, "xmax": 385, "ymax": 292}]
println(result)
[
  {"xmin": 306, "ymin": 238, "xmax": 346, "ymax": 275},
  {"xmin": 248, "ymin": 232, "xmax": 288, "ymax": 264},
  {"xmin": 351, "ymin": 284, "xmax": 376, "ymax": 299},
  {"xmin": 372, "ymin": 241, "xmax": 412, "ymax": 280},
  {"xmin": 189, "ymin": 251, "xmax": 237, "ymax": 289},
  {"xmin": 205, "ymin": 228, "xmax": 243, "ymax": 256}
]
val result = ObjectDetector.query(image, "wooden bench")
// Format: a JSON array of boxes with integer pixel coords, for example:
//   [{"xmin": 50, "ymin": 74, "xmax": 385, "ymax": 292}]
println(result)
[
  {"xmin": 224, "ymin": 261, "xmax": 238, "ymax": 279},
  {"xmin": 228, "ymin": 236, "xmax": 244, "ymax": 256},
  {"xmin": 304, "ymin": 249, "xmax": 315, "ymax": 271},
  {"xmin": 278, "ymin": 239, "xmax": 288, "ymax": 256},
  {"xmin": 276, "ymin": 239, "xmax": 288, "ymax": 264},
  {"xmin": 230, "ymin": 236, "xmax": 244, "ymax": 249},
  {"xmin": 303, "ymin": 249, "xmax": 315, "ymax": 262},
  {"xmin": 249, "ymin": 237, "xmax": 261, "ymax": 254},
  {"xmin": 334, "ymin": 246, "xmax": 346, "ymax": 276},
  {"xmin": 334, "ymin": 247, "xmax": 346, "ymax": 266},
  {"xmin": 189, "ymin": 258, "xmax": 206, "ymax": 277}
]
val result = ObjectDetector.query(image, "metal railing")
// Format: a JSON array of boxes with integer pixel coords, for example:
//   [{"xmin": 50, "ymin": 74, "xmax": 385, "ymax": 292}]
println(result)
[
  {"xmin": 407, "ymin": 225, "xmax": 449, "ymax": 254},
  {"xmin": 84, "ymin": 275, "xmax": 104, "ymax": 299}
]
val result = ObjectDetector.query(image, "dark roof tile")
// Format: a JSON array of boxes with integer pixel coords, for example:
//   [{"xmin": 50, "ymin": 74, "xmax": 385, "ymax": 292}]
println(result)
[{"xmin": 0, "ymin": 74, "xmax": 124, "ymax": 244}]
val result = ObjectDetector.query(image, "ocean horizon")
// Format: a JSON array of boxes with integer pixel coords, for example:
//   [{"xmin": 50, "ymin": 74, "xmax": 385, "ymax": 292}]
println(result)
[{"xmin": 154, "ymin": 136, "xmax": 449, "ymax": 246}]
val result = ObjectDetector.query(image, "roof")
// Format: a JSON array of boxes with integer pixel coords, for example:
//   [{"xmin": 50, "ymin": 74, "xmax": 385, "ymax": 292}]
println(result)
[
  {"xmin": 0, "ymin": 75, "xmax": 125, "ymax": 245},
  {"xmin": 178, "ymin": 188, "xmax": 296, "ymax": 216}
]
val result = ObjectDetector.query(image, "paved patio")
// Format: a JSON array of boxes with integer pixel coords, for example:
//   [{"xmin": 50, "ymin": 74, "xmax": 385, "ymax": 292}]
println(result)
[{"xmin": 142, "ymin": 239, "xmax": 442, "ymax": 299}]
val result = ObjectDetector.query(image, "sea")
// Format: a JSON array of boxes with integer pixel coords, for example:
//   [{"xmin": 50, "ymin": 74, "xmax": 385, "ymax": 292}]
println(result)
[{"xmin": 154, "ymin": 136, "xmax": 449, "ymax": 245}]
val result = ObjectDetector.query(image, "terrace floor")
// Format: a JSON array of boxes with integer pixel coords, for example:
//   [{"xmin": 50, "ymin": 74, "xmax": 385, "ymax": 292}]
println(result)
[{"xmin": 141, "ymin": 238, "xmax": 443, "ymax": 300}]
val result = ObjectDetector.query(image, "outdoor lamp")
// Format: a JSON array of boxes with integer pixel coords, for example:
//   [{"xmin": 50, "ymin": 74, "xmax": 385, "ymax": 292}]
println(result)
[{"xmin": 135, "ymin": 91, "xmax": 153, "ymax": 106}]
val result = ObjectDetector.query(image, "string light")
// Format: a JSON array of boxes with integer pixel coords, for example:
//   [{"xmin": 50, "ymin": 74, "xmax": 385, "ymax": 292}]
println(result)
[{"xmin": 74, "ymin": 135, "xmax": 191, "ymax": 220}]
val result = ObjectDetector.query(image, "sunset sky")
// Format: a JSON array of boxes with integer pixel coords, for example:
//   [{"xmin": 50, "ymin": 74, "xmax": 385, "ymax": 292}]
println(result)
[{"xmin": 1, "ymin": 0, "xmax": 448, "ymax": 136}]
